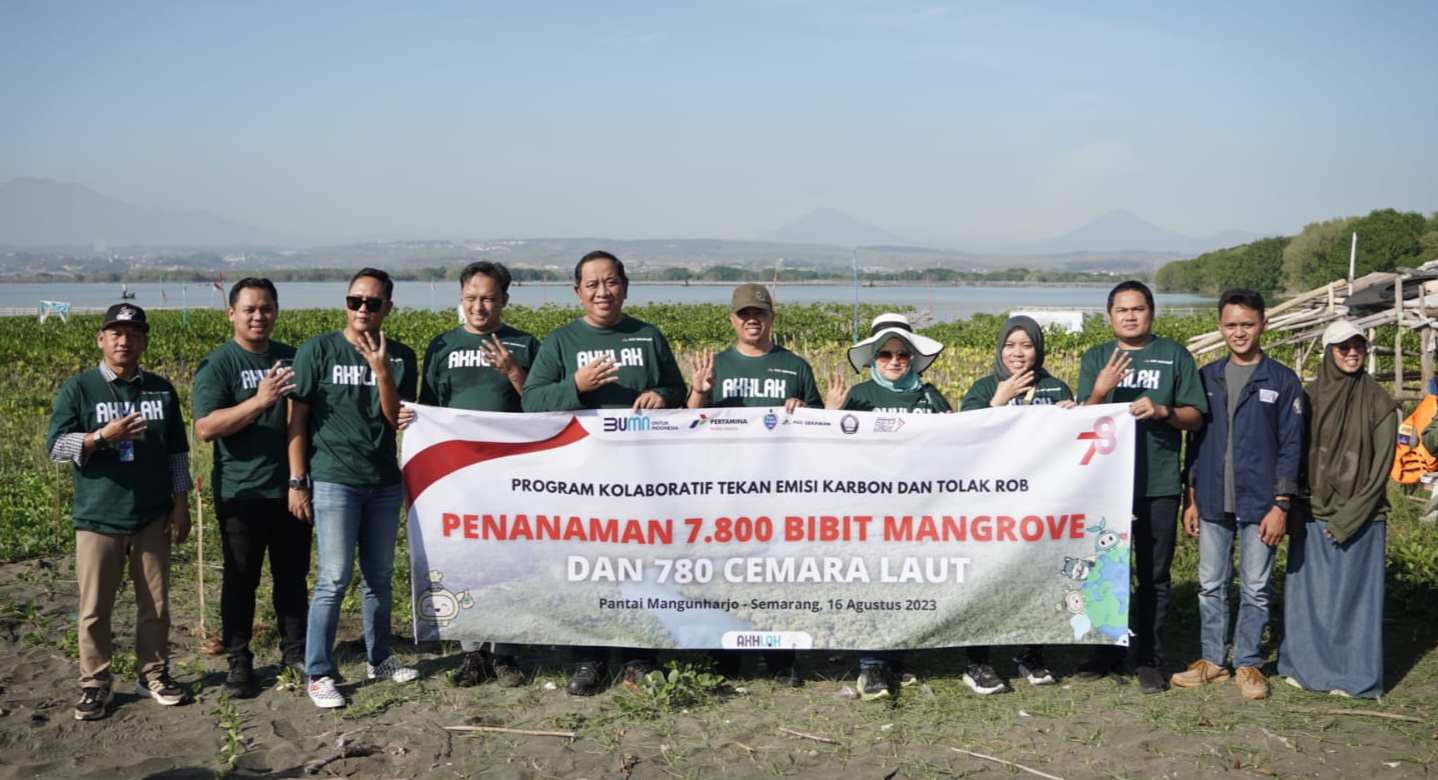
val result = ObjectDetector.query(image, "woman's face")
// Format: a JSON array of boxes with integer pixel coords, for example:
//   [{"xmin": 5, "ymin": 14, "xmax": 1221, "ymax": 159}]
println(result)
[
  {"xmin": 874, "ymin": 336, "xmax": 914, "ymax": 381},
  {"xmin": 1330, "ymin": 336, "xmax": 1367, "ymax": 374},
  {"xmin": 574, "ymin": 259, "xmax": 627, "ymax": 326},
  {"xmin": 1001, "ymin": 328, "xmax": 1036, "ymax": 374}
]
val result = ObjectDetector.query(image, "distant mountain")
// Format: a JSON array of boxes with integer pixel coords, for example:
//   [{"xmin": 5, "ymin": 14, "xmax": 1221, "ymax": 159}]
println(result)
[
  {"xmin": 0, "ymin": 177, "xmax": 283, "ymax": 247},
  {"xmin": 768, "ymin": 208, "xmax": 906, "ymax": 247},
  {"xmin": 1019, "ymin": 210, "xmax": 1257, "ymax": 254}
]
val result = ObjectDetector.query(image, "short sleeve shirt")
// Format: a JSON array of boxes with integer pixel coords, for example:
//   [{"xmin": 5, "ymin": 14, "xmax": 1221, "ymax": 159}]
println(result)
[
  {"xmin": 706, "ymin": 346, "xmax": 823, "ymax": 408},
  {"xmin": 45, "ymin": 368, "xmax": 189, "ymax": 533},
  {"xmin": 1077, "ymin": 336, "xmax": 1209, "ymax": 497},
  {"xmin": 192, "ymin": 339, "xmax": 297, "ymax": 500},
  {"xmin": 418, "ymin": 324, "xmax": 539, "ymax": 412},
  {"xmin": 292, "ymin": 331, "xmax": 418, "ymax": 487}
]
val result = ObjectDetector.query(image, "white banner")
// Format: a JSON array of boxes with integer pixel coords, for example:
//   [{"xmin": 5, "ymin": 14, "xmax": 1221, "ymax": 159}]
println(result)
[{"xmin": 402, "ymin": 404, "xmax": 1135, "ymax": 650}]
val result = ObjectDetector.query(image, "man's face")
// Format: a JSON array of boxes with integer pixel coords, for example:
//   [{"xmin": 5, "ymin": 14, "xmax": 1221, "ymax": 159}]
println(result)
[
  {"xmin": 97, "ymin": 323, "xmax": 148, "ymax": 368},
  {"xmin": 228, "ymin": 287, "xmax": 278, "ymax": 344},
  {"xmin": 1219, "ymin": 304, "xmax": 1265, "ymax": 357},
  {"xmin": 460, "ymin": 273, "xmax": 506, "ymax": 334},
  {"xmin": 345, "ymin": 275, "xmax": 392, "ymax": 334},
  {"xmin": 1108, "ymin": 290, "xmax": 1153, "ymax": 341},
  {"xmin": 730, "ymin": 306, "xmax": 773, "ymax": 347},
  {"xmin": 574, "ymin": 259, "xmax": 626, "ymax": 326}
]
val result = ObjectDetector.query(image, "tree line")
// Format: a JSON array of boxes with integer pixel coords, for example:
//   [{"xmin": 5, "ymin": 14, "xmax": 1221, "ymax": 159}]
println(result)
[{"xmin": 1156, "ymin": 209, "xmax": 1438, "ymax": 294}]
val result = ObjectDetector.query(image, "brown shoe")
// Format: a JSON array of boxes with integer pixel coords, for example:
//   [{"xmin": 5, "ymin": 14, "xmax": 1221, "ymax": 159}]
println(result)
[
  {"xmin": 1169, "ymin": 659, "xmax": 1232, "ymax": 688},
  {"xmin": 1234, "ymin": 666, "xmax": 1269, "ymax": 700}
]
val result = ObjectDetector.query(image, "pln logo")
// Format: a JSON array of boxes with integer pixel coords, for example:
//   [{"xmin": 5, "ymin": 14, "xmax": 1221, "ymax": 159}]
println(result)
[
  {"xmin": 603, "ymin": 415, "xmax": 651, "ymax": 432},
  {"xmin": 763, "ymin": 411, "xmax": 778, "ymax": 430}
]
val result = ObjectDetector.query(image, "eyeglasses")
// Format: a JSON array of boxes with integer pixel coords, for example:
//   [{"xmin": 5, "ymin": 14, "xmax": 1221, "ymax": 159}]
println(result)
[
  {"xmin": 876, "ymin": 350, "xmax": 913, "ymax": 361},
  {"xmin": 345, "ymin": 295, "xmax": 385, "ymax": 313},
  {"xmin": 1332, "ymin": 340, "xmax": 1368, "ymax": 354}
]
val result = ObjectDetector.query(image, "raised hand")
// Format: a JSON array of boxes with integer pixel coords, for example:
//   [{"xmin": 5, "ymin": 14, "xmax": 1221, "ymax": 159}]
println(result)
[
  {"xmin": 574, "ymin": 354, "xmax": 620, "ymax": 393},
  {"xmin": 825, "ymin": 369, "xmax": 849, "ymax": 410},
  {"xmin": 104, "ymin": 411, "xmax": 148, "ymax": 442},
  {"xmin": 479, "ymin": 333, "xmax": 517, "ymax": 376},
  {"xmin": 354, "ymin": 330, "xmax": 390, "ymax": 374},
  {"xmin": 255, "ymin": 360, "xmax": 295, "ymax": 407},
  {"xmin": 690, "ymin": 350, "xmax": 714, "ymax": 394},
  {"xmin": 991, "ymin": 369, "xmax": 1036, "ymax": 407},
  {"xmin": 1090, "ymin": 348, "xmax": 1132, "ymax": 401}
]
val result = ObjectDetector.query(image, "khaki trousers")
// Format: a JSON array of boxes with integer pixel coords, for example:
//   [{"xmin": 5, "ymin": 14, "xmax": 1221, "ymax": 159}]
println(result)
[{"xmin": 75, "ymin": 518, "xmax": 170, "ymax": 687}]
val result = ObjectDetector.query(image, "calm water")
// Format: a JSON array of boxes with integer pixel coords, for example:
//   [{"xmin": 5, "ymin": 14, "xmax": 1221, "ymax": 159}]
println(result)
[{"xmin": 0, "ymin": 281, "xmax": 1212, "ymax": 323}]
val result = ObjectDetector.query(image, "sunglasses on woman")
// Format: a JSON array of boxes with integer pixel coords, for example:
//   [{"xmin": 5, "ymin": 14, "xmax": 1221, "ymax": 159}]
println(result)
[
  {"xmin": 345, "ymin": 295, "xmax": 385, "ymax": 313},
  {"xmin": 877, "ymin": 350, "xmax": 912, "ymax": 361}
]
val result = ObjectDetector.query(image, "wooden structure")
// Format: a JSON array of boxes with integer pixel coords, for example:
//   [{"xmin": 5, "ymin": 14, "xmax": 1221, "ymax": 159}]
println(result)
[{"xmin": 1187, "ymin": 261, "xmax": 1438, "ymax": 400}]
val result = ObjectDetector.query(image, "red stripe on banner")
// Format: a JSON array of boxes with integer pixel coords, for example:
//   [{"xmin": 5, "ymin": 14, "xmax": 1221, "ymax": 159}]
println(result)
[{"xmin": 403, "ymin": 416, "xmax": 589, "ymax": 503}]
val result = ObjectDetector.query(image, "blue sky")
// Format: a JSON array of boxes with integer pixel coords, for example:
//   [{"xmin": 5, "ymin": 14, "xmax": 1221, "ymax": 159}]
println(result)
[{"xmin": 2, "ymin": 1, "xmax": 1435, "ymax": 247}]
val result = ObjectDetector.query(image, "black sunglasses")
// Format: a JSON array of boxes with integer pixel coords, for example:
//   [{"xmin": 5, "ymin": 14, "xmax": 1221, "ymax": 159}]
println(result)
[
  {"xmin": 877, "ymin": 350, "xmax": 913, "ymax": 361},
  {"xmin": 345, "ymin": 295, "xmax": 385, "ymax": 313}
]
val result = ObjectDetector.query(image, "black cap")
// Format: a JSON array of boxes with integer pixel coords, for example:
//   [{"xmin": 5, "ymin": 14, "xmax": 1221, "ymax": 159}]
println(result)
[{"xmin": 101, "ymin": 303, "xmax": 149, "ymax": 332}]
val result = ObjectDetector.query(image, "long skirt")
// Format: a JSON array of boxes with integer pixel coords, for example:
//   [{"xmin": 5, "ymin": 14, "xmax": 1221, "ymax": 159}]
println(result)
[{"xmin": 1277, "ymin": 517, "xmax": 1385, "ymax": 699}]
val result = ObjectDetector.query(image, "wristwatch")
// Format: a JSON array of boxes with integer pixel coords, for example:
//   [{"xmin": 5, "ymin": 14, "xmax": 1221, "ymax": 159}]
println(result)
[
  {"xmin": 288, "ymin": 475, "xmax": 312, "ymax": 490},
  {"xmin": 92, "ymin": 429, "xmax": 110, "ymax": 450},
  {"xmin": 1273, "ymin": 497, "xmax": 1292, "ymax": 512}
]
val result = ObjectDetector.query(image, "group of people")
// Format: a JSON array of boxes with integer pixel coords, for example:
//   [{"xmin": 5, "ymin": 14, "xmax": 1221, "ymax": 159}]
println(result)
[{"xmin": 46, "ymin": 251, "xmax": 1397, "ymax": 722}]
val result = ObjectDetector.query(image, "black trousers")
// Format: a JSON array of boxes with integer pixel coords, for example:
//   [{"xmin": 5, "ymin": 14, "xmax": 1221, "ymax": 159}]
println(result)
[
  {"xmin": 1095, "ymin": 494, "xmax": 1179, "ymax": 667},
  {"xmin": 218, "ymin": 496, "xmax": 312, "ymax": 664}
]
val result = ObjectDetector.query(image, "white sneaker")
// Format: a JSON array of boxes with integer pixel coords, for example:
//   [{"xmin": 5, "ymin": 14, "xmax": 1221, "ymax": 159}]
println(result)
[
  {"xmin": 307, "ymin": 676, "xmax": 346, "ymax": 708},
  {"xmin": 367, "ymin": 655, "xmax": 419, "ymax": 683}
]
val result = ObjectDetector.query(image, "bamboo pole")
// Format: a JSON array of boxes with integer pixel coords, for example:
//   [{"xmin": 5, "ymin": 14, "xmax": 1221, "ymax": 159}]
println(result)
[{"xmin": 1395, "ymin": 276, "xmax": 1405, "ymax": 396}]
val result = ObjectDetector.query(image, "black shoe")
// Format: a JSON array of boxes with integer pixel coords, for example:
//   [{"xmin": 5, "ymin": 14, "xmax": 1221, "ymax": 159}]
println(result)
[
  {"xmin": 1013, "ymin": 652, "xmax": 1057, "ymax": 686},
  {"xmin": 1136, "ymin": 665, "xmax": 1168, "ymax": 694},
  {"xmin": 856, "ymin": 661, "xmax": 893, "ymax": 701},
  {"xmin": 567, "ymin": 662, "xmax": 604, "ymax": 696},
  {"xmin": 492, "ymin": 656, "xmax": 524, "ymax": 688},
  {"xmin": 74, "ymin": 686, "xmax": 112, "ymax": 721},
  {"xmin": 1074, "ymin": 654, "xmax": 1124, "ymax": 680},
  {"xmin": 224, "ymin": 655, "xmax": 259, "ymax": 699},
  {"xmin": 452, "ymin": 650, "xmax": 488, "ymax": 688},
  {"xmin": 620, "ymin": 659, "xmax": 653, "ymax": 688},
  {"xmin": 962, "ymin": 663, "xmax": 1009, "ymax": 695}
]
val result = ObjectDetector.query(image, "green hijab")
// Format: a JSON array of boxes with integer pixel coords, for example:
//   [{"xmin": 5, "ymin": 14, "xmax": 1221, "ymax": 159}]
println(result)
[{"xmin": 1305, "ymin": 348, "xmax": 1399, "ymax": 543}]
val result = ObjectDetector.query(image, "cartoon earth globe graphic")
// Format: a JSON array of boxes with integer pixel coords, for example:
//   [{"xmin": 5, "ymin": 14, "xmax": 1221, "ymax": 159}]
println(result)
[{"xmin": 1079, "ymin": 545, "xmax": 1130, "ymax": 642}]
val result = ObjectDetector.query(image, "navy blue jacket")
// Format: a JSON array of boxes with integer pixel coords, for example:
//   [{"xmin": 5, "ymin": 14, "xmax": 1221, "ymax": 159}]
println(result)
[{"xmin": 1188, "ymin": 353, "xmax": 1304, "ymax": 523}]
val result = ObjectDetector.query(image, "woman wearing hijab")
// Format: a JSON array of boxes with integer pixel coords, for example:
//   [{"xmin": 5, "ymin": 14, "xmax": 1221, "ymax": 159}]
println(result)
[
  {"xmin": 1278, "ymin": 320, "xmax": 1397, "ymax": 699},
  {"xmin": 827, "ymin": 312, "xmax": 949, "ymax": 415},
  {"xmin": 955, "ymin": 315, "xmax": 1075, "ymax": 693},
  {"xmin": 827, "ymin": 313, "xmax": 949, "ymax": 701}
]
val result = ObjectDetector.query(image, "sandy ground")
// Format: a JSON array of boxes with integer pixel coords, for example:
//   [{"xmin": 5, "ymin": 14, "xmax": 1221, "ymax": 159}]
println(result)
[{"xmin": 1, "ymin": 555, "xmax": 1435, "ymax": 780}]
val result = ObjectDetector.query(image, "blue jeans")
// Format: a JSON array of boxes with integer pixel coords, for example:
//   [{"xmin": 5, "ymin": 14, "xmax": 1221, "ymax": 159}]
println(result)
[
  {"xmin": 1197, "ymin": 515, "xmax": 1276, "ymax": 669},
  {"xmin": 305, "ymin": 481, "xmax": 403, "ymax": 679}
]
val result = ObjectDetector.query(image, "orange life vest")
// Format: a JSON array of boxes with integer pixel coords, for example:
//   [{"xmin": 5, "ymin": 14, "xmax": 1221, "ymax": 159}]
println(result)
[{"xmin": 1392, "ymin": 394, "xmax": 1438, "ymax": 483}]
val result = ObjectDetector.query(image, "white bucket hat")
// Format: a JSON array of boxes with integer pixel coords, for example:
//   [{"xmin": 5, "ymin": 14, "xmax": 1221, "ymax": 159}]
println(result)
[{"xmin": 846, "ymin": 312, "xmax": 945, "ymax": 374}]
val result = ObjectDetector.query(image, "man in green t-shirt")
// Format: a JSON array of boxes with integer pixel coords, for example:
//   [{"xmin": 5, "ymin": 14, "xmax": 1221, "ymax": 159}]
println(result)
[
  {"xmin": 47, "ymin": 303, "xmax": 194, "ymax": 720},
  {"xmin": 415, "ymin": 261, "xmax": 539, "ymax": 689},
  {"xmin": 289, "ymin": 268, "xmax": 420, "ymax": 709},
  {"xmin": 1075, "ymin": 281, "xmax": 1208, "ymax": 693},
  {"xmin": 687, "ymin": 283, "xmax": 821, "ymax": 686},
  {"xmin": 192, "ymin": 278, "xmax": 306, "ymax": 699},
  {"xmin": 687, "ymin": 284, "xmax": 822, "ymax": 413}
]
